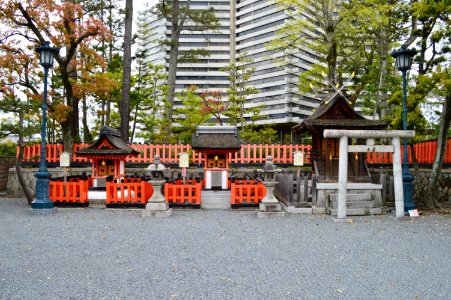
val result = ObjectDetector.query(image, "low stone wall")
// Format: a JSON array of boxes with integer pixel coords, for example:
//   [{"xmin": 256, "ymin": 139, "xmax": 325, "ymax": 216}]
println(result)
[
  {"xmin": 370, "ymin": 168, "xmax": 451, "ymax": 204},
  {"xmin": 0, "ymin": 157, "xmax": 15, "ymax": 191},
  {"xmin": 412, "ymin": 170, "xmax": 451, "ymax": 204}
]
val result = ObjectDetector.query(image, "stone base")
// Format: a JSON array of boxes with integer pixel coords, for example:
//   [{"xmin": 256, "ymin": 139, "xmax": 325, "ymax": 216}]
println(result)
[
  {"xmin": 333, "ymin": 218, "xmax": 353, "ymax": 223},
  {"xmin": 280, "ymin": 202, "xmax": 312, "ymax": 214},
  {"xmin": 259, "ymin": 202, "xmax": 282, "ymax": 212},
  {"xmin": 327, "ymin": 207, "xmax": 382, "ymax": 216},
  {"xmin": 312, "ymin": 207, "xmax": 327, "ymax": 214},
  {"xmin": 257, "ymin": 211, "xmax": 286, "ymax": 218},
  {"xmin": 146, "ymin": 202, "xmax": 169, "ymax": 211},
  {"xmin": 142, "ymin": 208, "xmax": 173, "ymax": 218},
  {"xmin": 27, "ymin": 207, "xmax": 58, "ymax": 215}
]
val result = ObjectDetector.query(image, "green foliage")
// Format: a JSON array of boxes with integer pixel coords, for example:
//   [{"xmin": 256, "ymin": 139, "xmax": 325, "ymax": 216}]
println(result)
[
  {"xmin": 173, "ymin": 86, "xmax": 212, "ymax": 144},
  {"xmin": 134, "ymin": 63, "xmax": 168, "ymax": 143},
  {"xmin": 0, "ymin": 141, "xmax": 16, "ymax": 156},
  {"xmin": 222, "ymin": 53, "xmax": 259, "ymax": 129},
  {"xmin": 241, "ymin": 126, "xmax": 278, "ymax": 144}
]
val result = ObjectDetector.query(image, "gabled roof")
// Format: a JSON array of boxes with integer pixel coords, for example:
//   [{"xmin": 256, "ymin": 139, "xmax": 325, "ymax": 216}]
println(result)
[
  {"xmin": 292, "ymin": 95, "xmax": 386, "ymax": 133},
  {"xmin": 191, "ymin": 126, "xmax": 242, "ymax": 150},
  {"xmin": 76, "ymin": 126, "xmax": 140, "ymax": 157}
]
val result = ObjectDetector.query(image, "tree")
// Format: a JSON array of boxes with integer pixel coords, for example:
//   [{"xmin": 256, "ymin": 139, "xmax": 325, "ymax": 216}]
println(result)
[
  {"xmin": 222, "ymin": 53, "xmax": 259, "ymax": 129},
  {"xmin": 173, "ymin": 85, "xmax": 212, "ymax": 143},
  {"xmin": 0, "ymin": 0, "xmax": 111, "ymax": 153},
  {"xmin": 151, "ymin": 0, "xmax": 219, "ymax": 129},
  {"xmin": 134, "ymin": 63, "xmax": 168, "ymax": 143},
  {"xmin": 425, "ymin": 67, "xmax": 451, "ymax": 208},
  {"xmin": 199, "ymin": 91, "xmax": 226, "ymax": 126},
  {"xmin": 0, "ymin": 86, "xmax": 38, "ymax": 204},
  {"xmin": 120, "ymin": 0, "xmax": 133, "ymax": 143}
]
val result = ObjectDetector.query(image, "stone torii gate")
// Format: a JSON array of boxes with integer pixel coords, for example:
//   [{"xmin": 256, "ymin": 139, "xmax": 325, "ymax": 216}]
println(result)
[{"xmin": 323, "ymin": 129, "xmax": 415, "ymax": 219}]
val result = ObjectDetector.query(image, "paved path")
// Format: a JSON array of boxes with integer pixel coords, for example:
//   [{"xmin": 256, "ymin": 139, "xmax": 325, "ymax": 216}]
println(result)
[{"xmin": 0, "ymin": 198, "xmax": 450, "ymax": 300}]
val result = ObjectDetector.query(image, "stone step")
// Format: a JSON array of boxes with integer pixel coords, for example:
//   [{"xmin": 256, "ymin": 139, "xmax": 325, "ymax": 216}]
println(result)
[
  {"xmin": 327, "ymin": 207, "xmax": 382, "ymax": 216},
  {"xmin": 329, "ymin": 193, "xmax": 374, "ymax": 209},
  {"xmin": 329, "ymin": 200, "xmax": 375, "ymax": 209},
  {"xmin": 201, "ymin": 190, "xmax": 231, "ymax": 210},
  {"xmin": 0, "ymin": 191, "xmax": 6, "ymax": 198},
  {"xmin": 330, "ymin": 193, "xmax": 372, "ymax": 202}
]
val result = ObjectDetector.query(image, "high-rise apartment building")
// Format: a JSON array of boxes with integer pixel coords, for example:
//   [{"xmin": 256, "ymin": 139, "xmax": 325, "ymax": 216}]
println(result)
[{"xmin": 137, "ymin": 0, "xmax": 321, "ymax": 135}]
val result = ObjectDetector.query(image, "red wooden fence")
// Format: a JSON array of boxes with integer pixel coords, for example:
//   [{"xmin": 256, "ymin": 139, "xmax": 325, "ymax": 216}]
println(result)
[
  {"xmin": 49, "ymin": 180, "xmax": 89, "ymax": 204},
  {"xmin": 17, "ymin": 139, "xmax": 451, "ymax": 165},
  {"xmin": 106, "ymin": 181, "xmax": 154, "ymax": 205},
  {"xmin": 164, "ymin": 180, "xmax": 202, "ymax": 205},
  {"xmin": 230, "ymin": 180, "xmax": 266, "ymax": 205}
]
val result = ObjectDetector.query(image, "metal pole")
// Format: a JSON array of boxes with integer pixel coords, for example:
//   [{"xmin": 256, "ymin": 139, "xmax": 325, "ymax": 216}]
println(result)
[
  {"xmin": 31, "ymin": 67, "xmax": 54, "ymax": 209},
  {"xmin": 401, "ymin": 70, "xmax": 415, "ymax": 211}
]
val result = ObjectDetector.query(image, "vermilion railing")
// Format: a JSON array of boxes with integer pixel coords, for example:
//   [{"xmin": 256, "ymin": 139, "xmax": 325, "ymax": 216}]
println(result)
[
  {"xmin": 49, "ymin": 180, "xmax": 89, "ymax": 204},
  {"xmin": 164, "ymin": 180, "xmax": 202, "ymax": 205},
  {"xmin": 17, "ymin": 143, "xmax": 312, "ymax": 164},
  {"xmin": 17, "ymin": 139, "xmax": 451, "ymax": 165},
  {"xmin": 231, "ymin": 180, "xmax": 266, "ymax": 205},
  {"xmin": 106, "ymin": 181, "xmax": 154, "ymax": 206},
  {"xmin": 366, "ymin": 139, "xmax": 451, "ymax": 164}
]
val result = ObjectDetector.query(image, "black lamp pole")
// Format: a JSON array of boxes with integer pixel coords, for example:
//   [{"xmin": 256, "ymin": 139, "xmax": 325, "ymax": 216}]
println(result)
[
  {"xmin": 391, "ymin": 45, "xmax": 417, "ymax": 212},
  {"xmin": 32, "ymin": 42, "xmax": 60, "ymax": 209}
]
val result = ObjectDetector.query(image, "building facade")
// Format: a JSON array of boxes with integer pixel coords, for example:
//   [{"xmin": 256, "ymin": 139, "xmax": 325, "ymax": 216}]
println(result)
[{"xmin": 137, "ymin": 0, "xmax": 321, "ymax": 135}]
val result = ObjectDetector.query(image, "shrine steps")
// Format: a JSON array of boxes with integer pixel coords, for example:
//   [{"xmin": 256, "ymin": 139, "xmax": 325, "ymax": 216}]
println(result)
[
  {"xmin": 201, "ymin": 190, "xmax": 231, "ymax": 209},
  {"xmin": 327, "ymin": 193, "xmax": 382, "ymax": 216}
]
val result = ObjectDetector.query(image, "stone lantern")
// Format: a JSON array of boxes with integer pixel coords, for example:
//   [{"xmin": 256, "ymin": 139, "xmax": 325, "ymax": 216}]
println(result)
[
  {"xmin": 257, "ymin": 156, "xmax": 286, "ymax": 218},
  {"xmin": 147, "ymin": 155, "xmax": 166, "ymax": 180},
  {"xmin": 142, "ymin": 155, "xmax": 172, "ymax": 218}
]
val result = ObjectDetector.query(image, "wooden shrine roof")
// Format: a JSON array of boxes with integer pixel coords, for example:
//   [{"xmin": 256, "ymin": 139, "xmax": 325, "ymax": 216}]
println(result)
[
  {"xmin": 292, "ymin": 95, "xmax": 386, "ymax": 133},
  {"xmin": 191, "ymin": 126, "xmax": 242, "ymax": 151},
  {"xmin": 76, "ymin": 126, "xmax": 140, "ymax": 157}
]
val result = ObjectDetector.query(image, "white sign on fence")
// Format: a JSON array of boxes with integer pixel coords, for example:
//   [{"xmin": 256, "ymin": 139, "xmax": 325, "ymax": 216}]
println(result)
[
  {"xmin": 60, "ymin": 152, "xmax": 70, "ymax": 167},
  {"xmin": 293, "ymin": 151, "xmax": 304, "ymax": 166},
  {"xmin": 179, "ymin": 152, "xmax": 189, "ymax": 168}
]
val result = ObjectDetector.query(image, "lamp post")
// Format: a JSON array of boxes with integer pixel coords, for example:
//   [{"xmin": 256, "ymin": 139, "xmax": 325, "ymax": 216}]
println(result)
[
  {"xmin": 391, "ymin": 45, "xmax": 417, "ymax": 212},
  {"xmin": 32, "ymin": 42, "xmax": 60, "ymax": 209}
]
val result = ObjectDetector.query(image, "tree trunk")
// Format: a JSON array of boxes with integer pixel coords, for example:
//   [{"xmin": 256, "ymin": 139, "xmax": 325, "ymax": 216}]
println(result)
[
  {"xmin": 426, "ymin": 93, "xmax": 451, "ymax": 208},
  {"xmin": 120, "ymin": 0, "xmax": 133, "ymax": 143},
  {"xmin": 16, "ymin": 110, "xmax": 33, "ymax": 204},
  {"xmin": 82, "ymin": 96, "xmax": 92, "ymax": 143},
  {"xmin": 376, "ymin": 28, "xmax": 389, "ymax": 120},
  {"xmin": 67, "ymin": 55, "xmax": 80, "ymax": 143},
  {"xmin": 166, "ymin": 35, "xmax": 180, "ymax": 124}
]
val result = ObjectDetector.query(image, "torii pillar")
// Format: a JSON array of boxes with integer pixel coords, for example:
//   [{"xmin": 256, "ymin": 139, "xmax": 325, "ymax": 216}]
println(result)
[{"xmin": 323, "ymin": 129, "xmax": 415, "ymax": 219}]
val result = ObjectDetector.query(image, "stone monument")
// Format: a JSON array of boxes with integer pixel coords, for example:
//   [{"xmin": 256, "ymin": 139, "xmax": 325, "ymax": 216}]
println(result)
[
  {"xmin": 257, "ymin": 156, "xmax": 286, "ymax": 218},
  {"xmin": 142, "ymin": 155, "xmax": 173, "ymax": 218}
]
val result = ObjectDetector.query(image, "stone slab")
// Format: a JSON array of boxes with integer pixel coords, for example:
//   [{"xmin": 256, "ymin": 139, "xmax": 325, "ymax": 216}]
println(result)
[
  {"xmin": 280, "ymin": 202, "xmax": 312, "ymax": 214},
  {"xmin": 312, "ymin": 207, "xmax": 327, "ymax": 214},
  {"xmin": 142, "ymin": 208, "xmax": 173, "ymax": 218},
  {"xmin": 327, "ymin": 208, "xmax": 384, "ymax": 216},
  {"xmin": 333, "ymin": 218, "xmax": 354, "ymax": 223},
  {"xmin": 201, "ymin": 190, "xmax": 231, "ymax": 210},
  {"xmin": 369, "ymin": 208, "xmax": 383, "ymax": 215},
  {"xmin": 329, "ymin": 200, "xmax": 375, "ymax": 209},
  {"xmin": 329, "ymin": 193, "xmax": 372, "ymax": 202},
  {"xmin": 257, "ymin": 211, "xmax": 286, "ymax": 218},
  {"xmin": 317, "ymin": 183, "xmax": 383, "ymax": 190}
]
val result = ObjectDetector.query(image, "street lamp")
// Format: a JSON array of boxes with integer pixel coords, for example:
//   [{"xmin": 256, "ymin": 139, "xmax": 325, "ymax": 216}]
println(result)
[
  {"xmin": 32, "ymin": 42, "xmax": 60, "ymax": 209},
  {"xmin": 391, "ymin": 45, "xmax": 417, "ymax": 212}
]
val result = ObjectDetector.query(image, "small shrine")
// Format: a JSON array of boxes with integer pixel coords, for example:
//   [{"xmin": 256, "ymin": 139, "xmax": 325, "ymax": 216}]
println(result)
[
  {"xmin": 292, "ymin": 95, "xmax": 386, "ymax": 182},
  {"xmin": 76, "ymin": 126, "xmax": 140, "ymax": 188},
  {"xmin": 191, "ymin": 126, "xmax": 242, "ymax": 190}
]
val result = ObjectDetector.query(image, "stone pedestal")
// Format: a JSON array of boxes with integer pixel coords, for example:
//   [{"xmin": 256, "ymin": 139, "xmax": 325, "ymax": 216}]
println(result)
[
  {"xmin": 257, "ymin": 181, "xmax": 286, "ymax": 218},
  {"xmin": 142, "ymin": 180, "xmax": 172, "ymax": 218}
]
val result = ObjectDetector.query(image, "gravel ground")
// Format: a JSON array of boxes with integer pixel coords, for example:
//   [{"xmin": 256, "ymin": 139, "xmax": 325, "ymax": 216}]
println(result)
[{"xmin": 0, "ymin": 198, "xmax": 450, "ymax": 300}]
